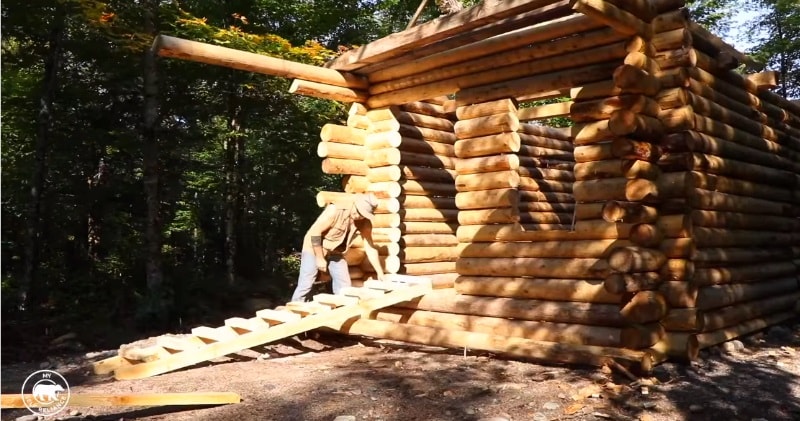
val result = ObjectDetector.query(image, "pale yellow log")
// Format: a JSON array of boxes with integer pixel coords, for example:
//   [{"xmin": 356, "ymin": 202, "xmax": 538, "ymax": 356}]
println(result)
[
  {"xmin": 457, "ymin": 220, "xmax": 632, "ymax": 242},
  {"xmin": 455, "ymin": 188, "xmax": 519, "ymax": 210},
  {"xmin": 289, "ymin": 79, "xmax": 368, "ymax": 103},
  {"xmin": 457, "ymin": 257, "xmax": 611, "ymax": 279},
  {"xmin": 401, "ymin": 234, "xmax": 458, "ymax": 247},
  {"xmin": 455, "ymin": 170, "xmax": 520, "ymax": 192},
  {"xmin": 321, "ymin": 158, "xmax": 368, "ymax": 175},
  {"xmin": 604, "ymin": 272, "xmax": 661, "ymax": 294},
  {"xmin": 574, "ymin": 159, "xmax": 660, "ymax": 180},
  {"xmin": 458, "ymin": 239, "xmax": 627, "ymax": 259},
  {"xmin": 400, "ymin": 195, "xmax": 456, "ymax": 209},
  {"xmin": 454, "ymin": 132, "xmax": 521, "ymax": 158},
  {"xmin": 401, "ymin": 166, "xmax": 457, "ymax": 182},
  {"xmin": 608, "ymin": 246, "xmax": 667, "ymax": 272},
  {"xmin": 692, "ymin": 262, "xmax": 798, "ymax": 286},
  {"xmin": 400, "ymin": 221, "xmax": 457, "ymax": 234},
  {"xmin": 401, "ymin": 247, "xmax": 458, "ymax": 263},
  {"xmin": 455, "ymin": 276, "xmax": 621, "ymax": 303},
  {"xmin": 401, "ymin": 261, "xmax": 457, "ymax": 275},
  {"xmin": 574, "ymin": 142, "xmax": 615, "ymax": 163},
  {"xmin": 320, "ymin": 124, "xmax": 366, "ymax": 145},
  {"xmin": 456, "ymin": 154, "xmax": 520, "ymax": 175},
  {"xmin": 572, "ymin": 0, "xmax": 653, "ymax": 38},
  {"xmin": 458, "ymin": 207, "xmax": 520, "ymax": 225},
  {"xmin": 573, "ymin": 178, "xmax": 659, "ymax": 202},
  {"xmin": 401, "ymin": 208, "xmax": 458, "ymax": 222},
  {"xmin": 454, "ymin": 112, "xmax": 520, "ymax": 139}
]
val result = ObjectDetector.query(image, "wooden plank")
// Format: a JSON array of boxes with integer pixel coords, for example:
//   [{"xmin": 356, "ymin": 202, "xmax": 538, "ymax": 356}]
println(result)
[
  {"xmin": 341, "ymin": 287, "xmax": 386, "ymax": 299},
  {"xmin": 113, "ymin": 286, "xmax": 431, "ymax": 379},
  {"xmin": 284, "ymin": 301, "xmax": 334, "ymax": 315},
  {"xmin": 256, "ymin": 308, "xmax": 302, "ymax": 324},
  {"xmin": 312, "ymin": 293, "xmax": 359, "ymax": 307},
  {"xmin": 224, "ymin": 317, "xmax": 269, "ymax": 333},
  {"xmin": 91, "ymin": 356, "xmax": 129, "ymax": 375},
  {"xmin": 363, "ymin": 280, "xmax": 407, "ymax": 291},
  {"xmin": 157, "ymin": 335, "xmax": 206, "ymax": 352},
  {"xmin": 326, "ymin": 0, "xmax": 558, "ymax": 71},
  {"xmin": 0, "ymin": 392, "xmax": 241, "ymax": 408},
  {"xmin": 191, "ymin": 326, "xmax": 240, "ymax": 342}
]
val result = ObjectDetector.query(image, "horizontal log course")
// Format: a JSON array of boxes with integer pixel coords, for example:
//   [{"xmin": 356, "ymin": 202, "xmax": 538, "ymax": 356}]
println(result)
[
  {"xmin": 700, "ymin": 292, "xmax": 800, "ymax": 332},
  {"xmin": 373, "ymin": 307, "xmax": 654, "ymax": 348},
  {"xmin": 371, "ymin": 228, "xmax": 401, "ymax": 243},
  {"xmin": 692, "ymin": 247, "xmax": 794, "ymax": 265},
  {"xmin": 689, "ymin": 154, "xmax": 798, "ymax": 189},
  {"xmin": 518, "ymin": 166, "xmax": 575, "ymax": 182},
  {"xmin": 366, "ymin": 181, "xmax": 402, "ymax": 198},
  {"xmin": 575, "ymin": 159, "xmax": 660, "ymax": 181},
  {"xmin": 629, "ymin": 223, "xmax": 663, "ymax": 247},
  {"xmin": 454, "ymin": 133, "xmax": 521, "ymax": 158},
  {"xmin": 454, "ymin": 62, "xmax": 620, "ymax": 107},
  {"xmin": 624, "ymin": 51, "xmax": 660, "ymax": 76},
  {"xmin": 609, "ymin": 247, "xmax": 668, "ymax": 273},
  {"xmin": 604, "ymin": 272, "xmax": 662, "ymax": 294},
  {"xmin": 399, "ymin": 221, "xmax": 457, "ymax": 235},
  {"xmin": 364, "ymin": 131, "xmax": 401, "ymax": 149},
  {"xmin": 652, "ymin": 7, "xmax": 688, "ymax": 32},
  {"xmin": 694, "ymin": 311, "xmax": 797, "ymax": 351},
  {"xmin": 573, "ymin": 178, "xmax": 659, "ymax": 202},
  {"xmin": 654, "ymin": 47, "xmax": 697, "ymax": 70},
  {"xmin": 153, "ymin": 35, "xmax": 367, "ymax": 89},
  {"xmin": 662, "ymin": 277, "xmax": 799, "ymax": 309},
  {"xmin": 456, "ymin": 98, "xmax": 518, "ymax": 121},
  {"xmin": 401, "ymin": 101, "xmax": 452, "ymax": 119},
  {"xmin": 613, "ymin": 64, "xmax": 660, "ymax": 95},
  {"xmin": 691, "ymin": 227, "xmax": 796, "ymax": 248},
  {"xmin": 609, "ymin": 110, "xmax": 664, "ymax": 139},
  {"xmin": 397, "ymin": 288, "xmax": 625, "ymax": 325},
  {"xmin": 689, "ymin": 185, "xmax": 797, "ymax": 215},
  {"xmin": 602, "ymin": 201, "xmax": 658, "ymax": 223},
  {"xmin": 456, "ymin": 154, "xmax": 520, "ymax": 175},
  {"xmin": 685, "ymin": 79, "xmax": 760, "ymax": 121},
  {"xmin": 454, "ymin": 170, "xmax": 521, "ymax": 194},
  {"xmin": 370, "ymin": 23, "xmax": 624, "ymax": 96},
  {"xmin": 400, "ymin": 195, "xmax": 456, "ymax": 209},
  {"xmin": 575, "ymin": 203, "xmax": 605, "ymax": 220},
  {"xmin": 518, "ymin": 131, "xmax": 574, "ymax": 151},
  {"xmin": 518, "ymin": 190, "xmax": 575, "ymax": 204},
  {"xmin": 575, "ymin": 142, "xmax": 614, "ymax": 163},
  {"xmin": 620, "ymin": 291, "xmax": 669, "ymax": 324},
  {"xmin": 658, "ymin": 280, "xmax": 696, "ymax": 307},
  {"xmin": 366, "ymin": 166, "xmax": 401, "ymax": 183},
  {"xmin": 366, "ymin": 149, "xmax": 457, "ymax": 169},
  {"xmin": 687, "ymin": 67, "xmax": 760, "ymax": 107},
  {"xmin": 455, "ymin": 112, "xmax": 520, "ymax": 139},
  {"xmin": 612, "ymin": 138, "xmax": 661, "ymax": 162},
  {"xmin": 660, "ymin": 259, "xmax": 693, "ymax": 282},
  {"xmin": 320, "ymin": 124, "xmax": 366, "ymax": 145},
  {"xmin": 662, "ymin": 131, "xmax": 798, "ymax": 172},
  {"xmin": 332, "ymin": 317, "xmax": 655, "ymax": 370},
  {"xmin": 399, "ymin": 123, "xmax": 457, "ymax": 144},
  {"xmin": 456, "ymin": 188, "xmax": 519, "ymax": 210},
  {"xmin": 692, "ymin": 261, "xmax": 798, "ymax": 286},
  {"xmin": 690, "ymin": 119, "xmax": 800, "ymax": 166},
  {"xmin": 519, "ymin": 122, "xmax": 572, "ymax": 141},
  {"xmin": 518, "ymin": 177, "xmax": 573, "ymax": 194},
  {"xmin": 457, "ymin": 220, "xmax": 632, "ymax": 243},
  {"xmin": 653, "ymin": 27, "xmax": 692, "ymax": 51},
  {"xmin": 322, "ymin": 158, "xmax": 368, "ymax": 175},
  {"xmin": 573, "ymin": 0, "xmax": 653, "ymax": 38},
  {"xmin": 372, "ymin": 213, "xmax": 401, "ymax": 228},
  {"xmin": 457, "ymin": 257, "xmax": 611, "ymax": 279},
  {"xmin": 401, "ymin": 179, "xmax": 456, "ymax": 196},
  {"xmin": 400, "ymin": 208, "xmax": 458, "ymax": 222},
  {"xmin": 661, "ymin": 238, "xmax": 694, "ymax": 258},
  {"xmin": 571, "ymin": 120, "xmax": 613, "ymax": 146},
  {"xmin": 395, "ymin": 110, "xmax": 454, "ymax": 132},
  {"xmin": 400, "ymin": 234, "xmax": 459, "ymax": 247},
  {"xmin": 690, "ymin": 210, "xmax": 800, "ymax": 232},
  {"xmin": 520, "ymin": 201, "xmax": 576, "ymax": 213},
  {"xmin": 458, "ymin": 207, "xmax": 520, "ymax": 225},
  {"xmin": 518, "ymin": 145, "xmax": 575, "ymax": 161},
  {"xmin": 347, "ymin": 114, "xmax": 371, "ymax": 130},
  {"xmin": 370, "ymin": 11, "xmax": 601, "ymax": 85},
  {"xmin": 517, "ymin": 157, "xmax": 575, "ymax": 172},
  {"xmin": 570, "ymin": 95, "xmax": 660, "ymax": 122},
  {"xmin": 657, "ymin": 214, "xmax": 691, "ymax": 237},
  {"xmin": 650, "ymin": 332, "xmax": 699, "ymax": 361},
  {"xmin": 400, "ymin": 246, "xmax": 458, "ymax": 263},
  {"xmin": 661, "ymin": 307, "xmax": 702, "ymax": 332},
  {"xmin": 455, "ymin": 275, "xmax": 621, "ymax": 304},
  {"xmin": 458, "ymin": 239, "xmax": 629, "ymax": 259},
  {"xmin": 289, "ymin": 79, "xmax": 368, "ymax": 103},
  {"xmin": 519, "ymin": 211, "xmax": 574, "ymax": 224},
  {"xmin": 399, "ymin": 137, "xmax": 456, "ymax": 157},
  {"xmin": 657, "ymin": 68, "xmax": 690, "ymax": 90},
  {"xmin": 343, "ymin": 175, "xmax": 370, "ymax": 194},
  {"xmin": 317, "ymin": 142, "xmax": 365, "ymax": 160},
  {"xmin": 400, "ymin": 261, "xmax": 457, "ymax": 275}
]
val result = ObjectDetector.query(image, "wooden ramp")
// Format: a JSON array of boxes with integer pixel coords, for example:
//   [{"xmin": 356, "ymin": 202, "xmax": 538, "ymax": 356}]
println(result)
[{"xmin": 94, "ymin": 277, "xmax": 431, "ymax": 380}]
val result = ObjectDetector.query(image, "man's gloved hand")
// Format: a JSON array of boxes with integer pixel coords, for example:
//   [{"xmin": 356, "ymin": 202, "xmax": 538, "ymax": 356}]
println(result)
[{"xmin": 316, "ymin": 256, "xmax": 327, "ymax": 273}]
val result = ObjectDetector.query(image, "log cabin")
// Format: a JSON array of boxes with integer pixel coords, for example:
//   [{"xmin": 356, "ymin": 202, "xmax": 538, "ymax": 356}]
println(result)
[{"xmin": 106, "ymin": 0, "xmax": 799, "ymax": 377}]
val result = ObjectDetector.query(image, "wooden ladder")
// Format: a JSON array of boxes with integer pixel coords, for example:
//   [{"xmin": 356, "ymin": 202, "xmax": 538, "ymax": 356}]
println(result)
[{"xmin": 93, "ymin": 277, "xmax": 431, "ymax": 380}]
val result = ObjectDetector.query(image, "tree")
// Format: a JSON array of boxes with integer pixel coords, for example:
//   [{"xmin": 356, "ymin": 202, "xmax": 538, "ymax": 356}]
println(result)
[{"xmin": 745, "ymin": 0, "xmax": 800, "ymax": 98}]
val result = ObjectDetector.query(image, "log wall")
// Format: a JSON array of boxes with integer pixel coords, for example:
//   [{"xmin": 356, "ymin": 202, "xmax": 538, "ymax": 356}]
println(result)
[{"xmin": 312, "ymin": 0, "xmax": 798, "ymax": 369}]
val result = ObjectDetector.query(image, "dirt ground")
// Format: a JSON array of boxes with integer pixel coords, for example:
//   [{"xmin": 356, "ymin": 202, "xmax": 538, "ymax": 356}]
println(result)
[{"xmin": 2, "ymin": 318, "xmax": 799, "ymax": 421}]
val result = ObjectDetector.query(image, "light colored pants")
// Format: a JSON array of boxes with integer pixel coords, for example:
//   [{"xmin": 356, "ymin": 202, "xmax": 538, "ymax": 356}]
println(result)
[{"xmin": 290, "ymin": 251, "xmax": 351, "ymax": 302}]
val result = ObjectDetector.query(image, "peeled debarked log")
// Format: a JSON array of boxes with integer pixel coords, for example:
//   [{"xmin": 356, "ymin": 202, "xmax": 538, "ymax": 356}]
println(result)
[
  {"xmin": 399, "ymin": 124, "xmax": 457, "ymax": 144},
  {"xmin": 401, "ymin": 208, "xmax": 458, "ymax": 222},
  {"xmin": 693, "ymin": 261, "xmax": 798, "ymax": 286},
  {"xmin": 695, "ymin": 312, "xmax": 797, "ymax": 350},
  {"xmin": 575, "ymin": 143, "xmax": 614, "ymax": 162},
  {"xmin": 519, "ymin": 211, "xmax": 574, "ymax": 224},
  {"xmin": 689, "ymin": 189, "xmax": 795, "ymax": 216},
  {"xmin": 456, "ymin": 98, "xmax": 517, "ymax": 121},
  {"xmin": 613, "ymin": 65, "xmax": 660, "ymax": 95},
  {"xmin": 457, "ymin": 220, "xmax": 632, "ymax": 243},
  {"xmin": 400, "ymin": 247, "xmax": 458, "ymax": 263},
  {"xmin": 401, "ymin": 261, "xmax": 457, "ymax": 275},
  {"xmin": 609, "ymin": 110, "xmax": 664, "ymax": 139},
  {"xmin": 343, "ymin": 175, "xmax": 369, "ymax": 193},
  {"xmin": 454, "ymin": 132, "xmax": 521, "ymax": 158},
  {"xmin": 660, "ymin": 259, "xmax": 693, "ymax": 282},
  {"xmin": 690, "ymin": 210, "xmax": 800, "ymax": 231},
  {"xmin": 289, "ymin": 79, "xmax": 368, "ymax": 103},
  {"xmin": 573, "ymin": 178, "xmax": 659, "ymax": 202},
  {"xmin": 456, "ymin": 188, "xmax": 519, "ymax": 210},
  {"xmin": 401, "ymin": 179, "xmax": 456, "ymax": 196},
  {"xmin": 612, "ymin": 138, "xmax": 661, "ymax": 161},
  {"xmin": 396, "ymin": 288, "xmax": 625, "ymax": 325},
  {"xmin": 320, "ymin": 124, "xmax": 366, "ymax": 145},
  {"xmin": 661, "ymin": 307, "xmax": 702, "ymax": 331},
  {"xmin": 620, "ymin": 291, "xmax": 669, "ymax": 324},
  {"xmin": 575, "ymin": 160, "xmax": 660, "ymax": 180},
  {"xmin": 459, "ymin": 239, "xmax": 626, "ymax": 259},
  {"xmin": 517, "ymin": 166, "xmax": 575, "ymax": 182},
  {"xmin": 570, "ymin": 94, "xmax": 660, "ymax": 122},
  {"xmin": 609, "ymin": 247, "xmax": 667, "ymax": 273},
  {"xmin": 403, "ymin": 166, "xmax": 457, "ymax": 183},
  {"xmin": 689, "ymin": 172, "xmax": 799, "ymax": 205},
  {"xmin": 322, "ymin": 158, "xmax": 368, "ymax": 175},
  {"xmin": 692, "ymin": 247, "xmax": 793, "ymax": 264},
  {"xmin": 454, "ymin": 112, "xmax": 519, "ymax": 139},
  {"xmin": 517, "ymin": 177, "xmax": 573, "ymax": 193},
  {"xmin": 602, "ymin": 201, "xmax": 658, "ymax": 223},
  {"xmin": 401, "ymin": 234, "xmax": 458, "ymax": 247},
  {"xmin": 700, "ymin": 293, "xmax": 800, "ymax": 332},
  {"xmin": 456, "ymin": 154, "xmax": 519, "ymax": 175},
  {"xmin": 457, "ymin": 208, "xmax": 520, "ymax": 225},
  {"xmin": 692, "ymin": 227, "xmax": 796, "ymax": 248},
  {"xmin": 572, "ymin": 0, "xmax": 653, "ymax": 38},
  {"xmin": 517, "ymin": 101, "xmax": 572, "ymax": 121},
  {"xmin": 455, "ymin": 276, "xmax": 620, "ymax": 304},
  {"xmin": 604, "ymin": 272, "xmax": 661, "ymax": 294},
  {"xmin": 400, "ymin": 221, "xmax": 457, "ymax": 234},
  {"xmin": 400, "ymin": 195, "xmax": 456, "ymax": 209},
  {"xmin": 518, "ymin": 132, "xmax": 574, "ymax": 151},
  {"xmin": 457, "ymin": 257, "xmax": 611, "ymax": 279},
  {"xmin": 629, "ymin": 224, "xmax": 663, "ymax": 247},
  {"xmin": 650, "ymin": 333, "xmax": 699, "ymax": 361},
  {"xmin": 399, "ymin": 137, "xmax": 455, "ymax": 157}
]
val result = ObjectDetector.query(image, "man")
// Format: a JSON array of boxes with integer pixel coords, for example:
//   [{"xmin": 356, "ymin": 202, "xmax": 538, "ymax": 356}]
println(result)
[{"xmin": 291, "ymin": 193, "xmax": 385, "ymax": 302}]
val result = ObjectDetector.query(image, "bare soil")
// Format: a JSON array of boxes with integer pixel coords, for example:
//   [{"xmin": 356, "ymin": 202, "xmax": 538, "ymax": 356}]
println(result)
[{"xmin": 2, "ymin": 318, "xmax": 799, "ymax": 421}]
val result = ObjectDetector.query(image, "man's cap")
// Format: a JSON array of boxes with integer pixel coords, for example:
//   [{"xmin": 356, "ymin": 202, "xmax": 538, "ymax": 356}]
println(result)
[{"xmin": 353, "ymin": 193, "xmax": 377, "ymax": 221}]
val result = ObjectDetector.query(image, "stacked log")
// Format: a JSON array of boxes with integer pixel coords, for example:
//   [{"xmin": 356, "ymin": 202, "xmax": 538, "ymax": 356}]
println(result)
[{"xmin": 651, "ymin": 3, "xmax": 800, "ymax": 357}]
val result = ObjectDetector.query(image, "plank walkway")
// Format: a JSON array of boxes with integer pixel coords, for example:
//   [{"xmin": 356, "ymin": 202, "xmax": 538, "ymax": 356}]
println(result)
[{"xmin": 92, "ymin": 277, "xmax": 431, "ymax": 380}]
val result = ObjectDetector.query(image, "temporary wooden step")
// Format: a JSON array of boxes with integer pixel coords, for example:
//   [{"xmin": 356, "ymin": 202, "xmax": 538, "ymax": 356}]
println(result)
[
  {"xmin": 95, "ymin": 281, "xmax": 431, "ymax": 380},
  {"xmin": 1, "ymin": 392, "xmax": 242, "ymax": 408},
  {"xmin": 313, "ymin": 293, "xmax": 359, "ymax": 307}
]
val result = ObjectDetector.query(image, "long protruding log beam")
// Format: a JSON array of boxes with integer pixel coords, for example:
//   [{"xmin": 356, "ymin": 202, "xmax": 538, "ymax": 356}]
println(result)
[{"xmin": 152, "ymin": 35, "xmax": 368, "ymax": 89}]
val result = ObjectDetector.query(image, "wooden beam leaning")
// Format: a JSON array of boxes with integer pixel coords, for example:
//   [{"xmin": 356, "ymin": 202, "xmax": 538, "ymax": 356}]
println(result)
[
  {"xmin": 289, "ymin": 79, "xmax": 369, "ymax": 103},
  {"xmin": 153, "ymin": 35, "xmax": 367, "ymax": 89},
  {"xmin": 572, "ymin": 0, "xmax": 654, "ymax": 39},
  {"xmin": 326, "ymin": 0, "xmax": 564, "ymax": 71}
]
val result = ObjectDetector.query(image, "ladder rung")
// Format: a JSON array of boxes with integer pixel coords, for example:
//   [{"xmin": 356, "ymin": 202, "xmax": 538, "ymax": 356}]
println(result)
[
  {"xmin": 156, "ymin": 335, "xmax": 205, "ymax": 352},
  {"xmin": 383, "ymin": 274, "xmax": 433, "ymax": 287},
  {"xmin": 285, "ymin": 301, "xmax": 333, "ymax": 316},
  {"xmin": 191, "ymin": 326, "xmax": 240, "ymax": 342},
  {"xmin": 256, "ymin": 308, "xmax": 302, "ymax": 324},
  {"xmin": 363, "ymin": 280, "xmax": 407, "ymax": 291},
  {"xmin": 246, "ymin": 316, "xmax": 271, "ymax": 329},
  {"xmin": 120, "ymin": 345, "xmax": 170, "ymax": 362},
  {"xmin": 313, "ymin": 293, "xmax": 359, "ymax": 307},
  {"xmin": 224, "ymin": 317, "xmax": 263, "ymax": 333},
  {"xmin": 341, "ymin": 287, "xmax": 385, "ymax": 300}
]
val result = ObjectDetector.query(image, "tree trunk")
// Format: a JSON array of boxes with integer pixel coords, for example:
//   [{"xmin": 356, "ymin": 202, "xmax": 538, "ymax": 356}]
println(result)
[
  {"xmin": 142, "ymin": 1, "xmax": 163, "ymax": 295},
  {"xmin": 225, "ymin": 84, "xmax": 243, "ymax": 287},
  {"xmin": 22, "ymin": 9, "xmax": 65, "ymax": 311}
]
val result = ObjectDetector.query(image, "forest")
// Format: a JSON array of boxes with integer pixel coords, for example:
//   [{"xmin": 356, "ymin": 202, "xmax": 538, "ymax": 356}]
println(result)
[{"xmin": 2, "ymin": 0, "xmax": 798, "ymax": 360}]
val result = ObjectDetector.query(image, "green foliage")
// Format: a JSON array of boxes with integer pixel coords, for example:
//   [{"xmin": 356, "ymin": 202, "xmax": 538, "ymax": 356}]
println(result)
[
  {"xmin": 742, "ymin": 0, "xmax": 800, "ymax": 98},
  {"xmin": 685, "ymin": 0, "xmax": 739, "ymax": 32}
]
